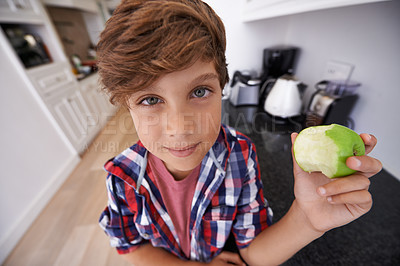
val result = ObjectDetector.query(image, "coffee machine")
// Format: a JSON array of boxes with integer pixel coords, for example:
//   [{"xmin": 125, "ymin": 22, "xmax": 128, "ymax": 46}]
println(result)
[
  {"xmin": 259, "ymin": 45, "xmax": 300, "ymax": 107},
  {"xmin": 306, "ymin": 80, "xmax": 360, "ymax": 128},
  {"xmin": 260, "ymin": 46, "xmax": 299, "ymax": 84}
]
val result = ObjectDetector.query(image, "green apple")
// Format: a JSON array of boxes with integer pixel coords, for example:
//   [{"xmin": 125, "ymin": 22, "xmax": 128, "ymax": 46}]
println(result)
[{"xmin": 293, "ymin": 124, "xmax": 365, "ymax": 178}]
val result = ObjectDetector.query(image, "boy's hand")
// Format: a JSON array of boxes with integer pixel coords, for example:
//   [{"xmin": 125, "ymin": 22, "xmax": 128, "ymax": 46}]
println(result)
[
  {"xmin": 290, "ymin": 132, "xmax": 382, "ymax": 233},
  {"xmin": 208, "ymin": 251, "xmax": 246, "ymax": 266}
]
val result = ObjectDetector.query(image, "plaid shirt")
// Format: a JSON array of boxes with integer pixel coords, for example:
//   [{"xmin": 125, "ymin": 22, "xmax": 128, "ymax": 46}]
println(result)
[{"xmin": 99, "ymin": 124, "xmax": 272, "ymax": 262}]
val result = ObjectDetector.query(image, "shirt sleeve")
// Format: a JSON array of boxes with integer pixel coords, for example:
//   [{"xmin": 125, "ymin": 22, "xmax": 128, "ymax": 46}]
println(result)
[
  {"xmin": 99, "ymin": 174, "xmax": 148, "ymax": 254},
  {"xmin": 232, "ymin": 143, "xmax": 273, "ymax": 249}
]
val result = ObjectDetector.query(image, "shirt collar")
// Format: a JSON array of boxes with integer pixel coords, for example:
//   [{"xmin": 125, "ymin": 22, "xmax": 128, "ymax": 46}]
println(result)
[{"xmin": 104, "ymin": 124, "xmax": 232, "ymax": 191}]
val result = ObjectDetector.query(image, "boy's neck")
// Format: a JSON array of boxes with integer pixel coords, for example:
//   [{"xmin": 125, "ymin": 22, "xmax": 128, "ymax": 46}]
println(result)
[
  {"xmin": 160, "ymin": 156, "xmax": 199, "ymax": 181},
  {"xmin": 169, "ymin": 169, "xmax": 192, "ymax": 181}
]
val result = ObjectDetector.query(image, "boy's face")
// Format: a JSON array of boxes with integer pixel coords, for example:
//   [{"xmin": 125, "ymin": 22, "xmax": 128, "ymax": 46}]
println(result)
[{"xmin": 127, "ymin": 60, "xmax": 222, "ymax": 180}]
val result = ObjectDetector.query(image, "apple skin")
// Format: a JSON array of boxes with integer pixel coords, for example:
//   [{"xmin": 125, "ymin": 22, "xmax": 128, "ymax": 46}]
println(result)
[{"xmin": 293, "ymin": 124, "xmax": 365, "ymax": 178}]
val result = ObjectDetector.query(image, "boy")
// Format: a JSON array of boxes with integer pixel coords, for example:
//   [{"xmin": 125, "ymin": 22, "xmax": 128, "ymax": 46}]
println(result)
[{"xmin": 97, "ymin": 0, "xmax": 382, "ymax": 265}]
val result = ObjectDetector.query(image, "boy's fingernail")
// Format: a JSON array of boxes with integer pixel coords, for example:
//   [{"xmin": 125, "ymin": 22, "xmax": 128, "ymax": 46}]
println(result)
[
  {"xmin": 318, "ymin": 187, "xmax": 326, "ymax": 195},
  {"xmin": 351, "ymin": 157, "xmax": 361, "ymax": 168},
  {"xmin": 362, "ymin": 133, "xmax": 372, "ymax": 143},
  {"xmin": 327, "ymin": 196, "xmax": 333, "ymax": 203}
]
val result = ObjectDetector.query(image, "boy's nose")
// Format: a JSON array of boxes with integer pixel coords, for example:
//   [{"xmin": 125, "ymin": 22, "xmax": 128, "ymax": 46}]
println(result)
[{"xmin": 164, "ymin": 110, "xmax": 196, "ymax": 137}]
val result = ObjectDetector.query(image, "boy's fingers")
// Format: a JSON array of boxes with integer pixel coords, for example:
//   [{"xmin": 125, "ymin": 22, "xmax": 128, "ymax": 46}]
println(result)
[
  {"xmin": 217, "ymin": 251, "xmax": 245, "ymax": 265},
  {"xmin": 291, "ymin": 132, "xmax": 298, "ymax": 144},
  {"xmin": 318, "ymin": 175, "xmax": 370, "ymax": 197},
  {"xmin": 360, "ymin": 133, "xmax": 377, "ymax": 154},
  {"xmin": 326, "ymin": 190, "xmax": 372, "ymax": 210},
  {"xmin": 290, "ymin": 133, "xmax": 306, "ymax": 176},
  {"xmin": 346, "ymin": 156, "xmax": 382, "ymax": 177}
]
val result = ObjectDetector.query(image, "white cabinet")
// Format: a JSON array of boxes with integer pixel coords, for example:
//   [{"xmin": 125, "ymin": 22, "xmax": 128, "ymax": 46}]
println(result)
[
  {"xmin": 0, "ymin": 0, "xmax": 42, "ymax": 23},
  {"xmin": 28, "ymin": 64, "xmax": 116, "ymax": 153},
  {"xmin": 48, "ymin": 87, "xmax": 91, "ymax": 152},
  {"xmin": 26, "ymin": 62, "xmax": 90, "ymax": 153},
  {"xmin": 1, "ymin": 0, "xmax": 116, "ymax": 154},
  {"xmin": 79, "ymin": 73, "xmax": 117, "ymax": 136},
  {"xmin": 42, "ymin": 0, "xmax": 98, "ymax": 13},
  {"xmin": 27, "ymin": 62, "xmax": 76, "ymax": 100},
  {"xmin": 242, "ymin": 0, "xmax": 391, "ymax": 22}
]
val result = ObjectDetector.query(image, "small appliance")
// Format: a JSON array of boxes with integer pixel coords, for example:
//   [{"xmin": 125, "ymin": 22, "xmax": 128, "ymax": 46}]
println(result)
[
  {"xmin": 262, "ymin": 75, "xmax": 306, "ymax": 118},
  {"xmin": 259, "ymin": 45, "xmax": 300, "ymax": 85},
  {"xmin": 259, "ymin": 45, "xmax": 300, "ymax": 108},
  {"xmin": 306, "ymin": 80, "xmax": 360, "ymax": 128},
  {"xmin": 228, "ymin": 70, "xmax": 261, "ymax": 106},
  {"xmin": 2, "ymin": 24, "xmax": 52, "ymax": 68}
]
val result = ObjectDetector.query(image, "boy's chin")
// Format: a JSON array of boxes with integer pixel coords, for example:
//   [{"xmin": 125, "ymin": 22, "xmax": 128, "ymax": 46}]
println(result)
[
  {"xmin": 161, "ymin": 149, "xmax": 206, "ymax": 172},
  {"xmin": 166, "ymin": 153, "xmax": 204, "ymax": 169},
  {"xmin": 162, "ymin": 158, "xmax": 202, "ymax": 180}
]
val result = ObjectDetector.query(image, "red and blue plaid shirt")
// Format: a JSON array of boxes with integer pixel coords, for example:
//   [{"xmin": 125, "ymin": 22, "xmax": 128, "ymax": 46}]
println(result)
[{"xmin": 99, "ymin": 124, "xmax": 272, "ymax": 262}]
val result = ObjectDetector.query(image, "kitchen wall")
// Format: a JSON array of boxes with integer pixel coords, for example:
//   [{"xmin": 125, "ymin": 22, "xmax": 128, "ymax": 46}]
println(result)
[
  {"xmin": 46, "ymin": 6, "xmax": 95, "ymax": 62},
  {"xmin": 205, "ymin": 0, "xmax": 400, "ymax": 180},
  {"xmin": 0, "ymin": 43, "xmax": 80, "ymax": 262}
]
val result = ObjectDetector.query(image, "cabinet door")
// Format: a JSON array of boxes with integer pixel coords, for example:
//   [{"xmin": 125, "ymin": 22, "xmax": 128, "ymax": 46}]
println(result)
[
  {"xmin": 0, "ymin": 0, "xmax": 42, "ymax": 23},
  {"xmin": 79, "ymin": 74, "xmax": 117, "ymax": 128},
  {"xmin": 28, "ymin": 62, "xmax": 76, "ymax": 101},
  {"xmin": 93, "ymin": 89, "xmax": 116, "ymax": 121},
  {"xmin": 80, "ymin": 77, "xmax": 102, "ymax": 121},
  {"xmin": 50, "ymin": 89, "xmax": 91, "ymax": 151}
]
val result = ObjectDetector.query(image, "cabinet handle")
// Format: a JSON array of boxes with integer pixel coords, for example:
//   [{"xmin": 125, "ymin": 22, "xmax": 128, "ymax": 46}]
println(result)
[{"xmin": 13, "ymin": 0, "xmax": 26, "ymax": 9}]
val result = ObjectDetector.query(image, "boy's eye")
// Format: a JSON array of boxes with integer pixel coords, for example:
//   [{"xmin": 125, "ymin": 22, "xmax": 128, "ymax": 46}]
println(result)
[
  {"xmin": 192, "ymin": 87, "xmax": 210, "ymax": 98},
  {"xmin": 141, "ymin": 96, "xmax": 161, "ymax": 106}
]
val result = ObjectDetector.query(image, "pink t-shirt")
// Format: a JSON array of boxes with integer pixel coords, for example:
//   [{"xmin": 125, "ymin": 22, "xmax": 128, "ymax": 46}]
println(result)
[{"xmin": 147, "ymin": 152, "xmax": 200, "ymax": 258}]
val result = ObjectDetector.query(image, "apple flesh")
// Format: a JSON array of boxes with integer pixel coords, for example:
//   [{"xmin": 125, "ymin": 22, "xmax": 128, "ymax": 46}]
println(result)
[{"xmin": 293, "ymin": 124, "xmax": 365, "ymax": 178}]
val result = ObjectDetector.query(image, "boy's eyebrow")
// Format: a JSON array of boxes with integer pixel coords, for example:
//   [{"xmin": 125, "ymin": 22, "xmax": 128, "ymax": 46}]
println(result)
[
  {"xmin": 190, "ymin": 73, "xmax": 219, "ymax": 87},
  {"xmin": 130, "ymin": 72, "xmax": 219, "ymax": 98}
]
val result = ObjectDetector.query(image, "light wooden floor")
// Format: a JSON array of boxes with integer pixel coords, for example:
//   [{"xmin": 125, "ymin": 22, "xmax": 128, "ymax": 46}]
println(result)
[{"xmin": 4, "ymin": 108, "xmax": 138, "ymax": 266}]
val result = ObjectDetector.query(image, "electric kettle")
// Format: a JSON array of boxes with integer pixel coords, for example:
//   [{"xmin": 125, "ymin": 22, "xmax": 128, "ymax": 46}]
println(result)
[{"xmin": 262, "ymin": 75, "xmax": 306, "ymax": 118}]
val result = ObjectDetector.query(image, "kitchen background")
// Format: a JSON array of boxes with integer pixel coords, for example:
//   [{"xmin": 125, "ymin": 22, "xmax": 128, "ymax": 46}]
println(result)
[
  {"xmin": 205, "ymin": 0, "xmax": 400, "ymax": 178},
  {"xmin": 0, "ymin": 0, "xmax": 399, "ymax": 264}
]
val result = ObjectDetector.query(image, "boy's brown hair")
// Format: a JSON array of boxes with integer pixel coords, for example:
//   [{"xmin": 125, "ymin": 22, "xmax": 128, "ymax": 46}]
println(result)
[{"xmin": 97, "ymin": 0, "xmax": 228, "ymax": 107}]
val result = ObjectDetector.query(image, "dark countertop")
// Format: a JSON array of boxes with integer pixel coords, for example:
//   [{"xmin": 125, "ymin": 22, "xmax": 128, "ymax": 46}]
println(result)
[{"xmin": 221, "ymin": 100, "xmax": 400, "ymax": 265}]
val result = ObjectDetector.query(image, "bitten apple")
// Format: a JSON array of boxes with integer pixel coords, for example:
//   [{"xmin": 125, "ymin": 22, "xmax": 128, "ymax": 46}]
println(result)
[{"xmin": 293, "ymin": 124, "xmax": 365, "ymax": 178}]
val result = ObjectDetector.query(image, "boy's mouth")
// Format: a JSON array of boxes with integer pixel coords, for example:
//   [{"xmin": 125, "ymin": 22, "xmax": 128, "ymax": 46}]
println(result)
[{"xmin": 165, "ymin": 142, "xmax": 200, "ymax": 158}]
